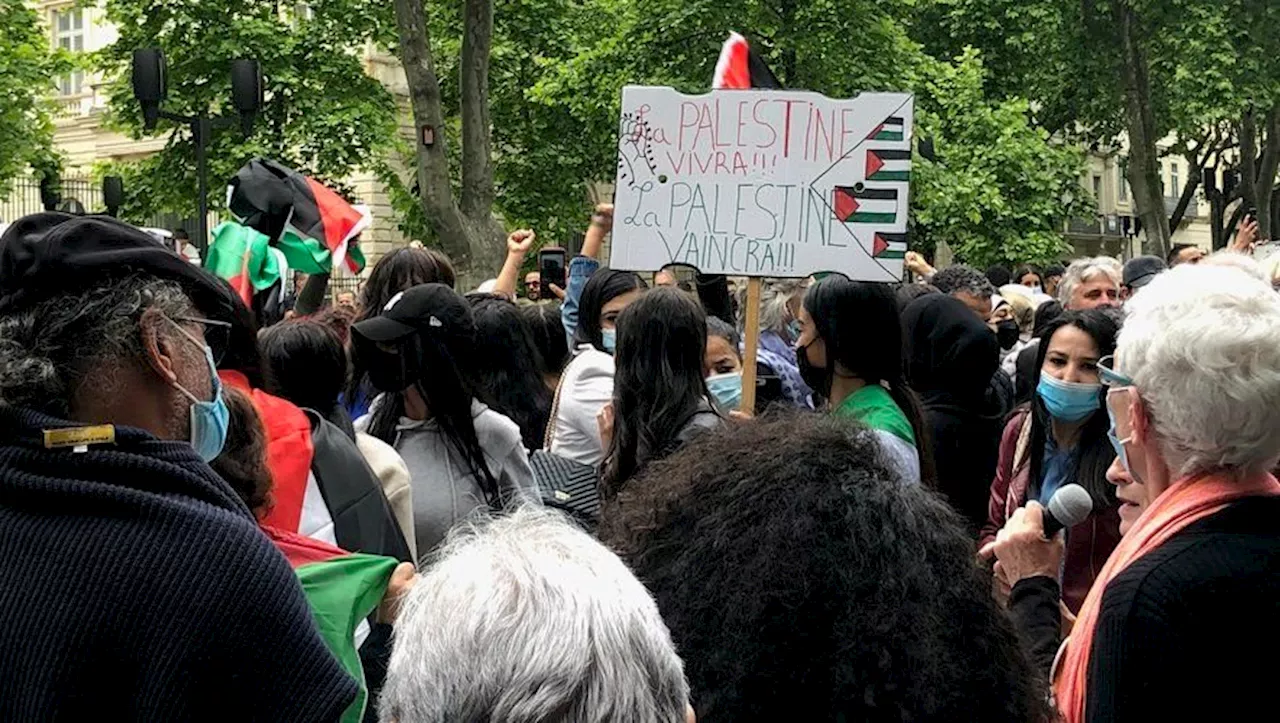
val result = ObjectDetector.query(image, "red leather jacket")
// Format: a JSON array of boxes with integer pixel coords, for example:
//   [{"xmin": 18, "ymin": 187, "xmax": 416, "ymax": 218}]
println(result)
[{"xmin": 978, "ymin": 409, "xmax": 1122, "ymax": 613}]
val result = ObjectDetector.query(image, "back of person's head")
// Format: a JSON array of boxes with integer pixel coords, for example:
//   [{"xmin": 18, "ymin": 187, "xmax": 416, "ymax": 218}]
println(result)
[
  {"xmin": 359, "ymin": 247, "xmax": 456, "ymax": 321},
  {"xmin": 259, "ymin": 319, "xmax": 347, "ymax": 415},
  {"xmin": 893, "ymin": 281, "xmax": 940, "ymax": 312},
  {"xmin": 1119, "ymin": 264, "xmax": 1280, "ymax": 478},
  {"xmin": 903, "ymin": 294, "xmax": 998, "ymax": 406},
  {"xmin": 985, "ymin": 264, "xmax": 1012, "ymax": 288},
  {"xmin": 599, "ymin": 414, "xmax": 1042, "ymax": 722},
  {"xmin": 604, "ymin": 286, "xmax": 712, "ymax": 495},
  {"xmin": 1031, "ymin": 299, "xmax": 1064, "ymax": 338},
  {"xmin": 1201, "ymin": 249, "xmax": 1269, "ymax": 282},
  {"xmin": 467, "ymin": 294, "xmax": 552, "ymax": 451},
  {"xmin": 573, "ymin": 268, "xmax": 647, "ymax": 351},
  {"xmin": 930, "ymin": 264, "xmax": 995, "ymax": 300},
  {"xmin": 309, "ymin": 305, "xmax": 357, "ymax": 345},
  {"xmin": 381, "ymin": 505, "xmax": 691, "ymax": 723},
  {"xmin": 520, "ymin": 302, "xmax": 569, "ymax": 374},
  {"xmin": 757, "ymin": 278, "xmax": 808, "ymax": 336},
  {"xmin": 998, "ymin": 285, "xmax": 1036, "ymax": 332},
  {"xmin": 210, "ymin": 386, "xmax": 273, "ymax": 517}
]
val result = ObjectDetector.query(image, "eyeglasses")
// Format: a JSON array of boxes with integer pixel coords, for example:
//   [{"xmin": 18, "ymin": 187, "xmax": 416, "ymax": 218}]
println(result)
[
  {"xmin": 1098, "ymin": 355, "xmax": 1134, "ymax": 389},
  {"xmin": 172, "ymin": 315, "xmax": 232, "ymax": 364}
]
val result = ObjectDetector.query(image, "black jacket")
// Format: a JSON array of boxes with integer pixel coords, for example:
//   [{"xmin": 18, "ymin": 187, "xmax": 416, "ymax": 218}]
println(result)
[
  {"xmin": 903, "ymin": 295, "xmax": 1005, "ymax": 530},
  {"xmin": 0, "ymin": 406, "xmax": 355, "ymax": 721}
]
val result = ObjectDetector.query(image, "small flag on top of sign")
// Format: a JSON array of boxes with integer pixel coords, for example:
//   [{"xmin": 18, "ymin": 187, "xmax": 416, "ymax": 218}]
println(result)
[
  {"xmin": 226, "ymin": 158, "xmax": 370, "ymax": 276},
  {"xmin": 712, "ymin": 32, "xmax": 783, "ymax": 90}
]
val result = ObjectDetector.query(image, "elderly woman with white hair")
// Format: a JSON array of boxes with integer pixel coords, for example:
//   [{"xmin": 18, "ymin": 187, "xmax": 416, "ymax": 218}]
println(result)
[
  {"xmin": 984, "ymin": 261, "xmax": 1280, "ymax": 722},
  {"xmin": 380, "ymin": 505, "xmax": 694, "ymax": 723},
  {"xmin": 748, "ymin": 278, "xmax": 813, "ymax": 407}
]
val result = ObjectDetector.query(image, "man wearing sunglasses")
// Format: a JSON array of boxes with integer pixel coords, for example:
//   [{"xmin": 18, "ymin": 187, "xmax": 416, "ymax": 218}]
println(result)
[{"xmin": 0, "ymin": 214, "xmax": 356, "ymax": 719}]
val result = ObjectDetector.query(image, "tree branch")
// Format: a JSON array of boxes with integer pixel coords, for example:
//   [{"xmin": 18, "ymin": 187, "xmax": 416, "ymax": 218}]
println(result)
[
  {"xmin": 459, "ymin": 0, "xmax": 495, "ymax": 221},
  {"xmin": 1168, "ymin": 152, "xmax": 1201, "ymax": 231}
]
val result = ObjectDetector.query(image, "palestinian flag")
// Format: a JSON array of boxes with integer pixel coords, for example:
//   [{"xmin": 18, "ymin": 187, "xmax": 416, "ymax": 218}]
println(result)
[
  {"xmin": 833, "ymin": 186, "xmax": 899, "ymax": 224},
  {"xmin": 866, "ymin": 149, "xmax": 912, "ymax": 182},
  {"xmin": 867, "ymin": 117, "xmax": 906, "ymax": 142},
  {"xmin": 204, "ymin": 221, "xmax": 282, "ymax": 306},
  {"xmin": 712, "ymin": 32, "xmax": 782, "ymax": 90},
  {"xmin": 264, "ymin": 525, "xmax": 399, "ymax": 723},
  {"xmin": 871, "ymin": 231, "xmax": 908, "ymax": 260},
  {"xmin": 228, "ymin": 158, "xmax": 370, "ymax": 276}
]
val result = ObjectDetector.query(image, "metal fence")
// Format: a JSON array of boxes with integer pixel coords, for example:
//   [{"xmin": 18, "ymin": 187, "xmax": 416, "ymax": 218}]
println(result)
[{"xmin": 0, "ymin": 176, "xmax": 201, "ymax": 235}]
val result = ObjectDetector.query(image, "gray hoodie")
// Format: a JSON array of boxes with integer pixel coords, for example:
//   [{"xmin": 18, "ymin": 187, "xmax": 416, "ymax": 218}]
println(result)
[{"xmin": 357, "ymin": 399, "xmax": 537, "ymax": 556}]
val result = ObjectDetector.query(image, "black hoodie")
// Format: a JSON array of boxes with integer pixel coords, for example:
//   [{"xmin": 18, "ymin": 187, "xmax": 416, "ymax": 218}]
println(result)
[{"xmin": 903, "ymin": 295, "xmax": 1005, "ymax": 531}]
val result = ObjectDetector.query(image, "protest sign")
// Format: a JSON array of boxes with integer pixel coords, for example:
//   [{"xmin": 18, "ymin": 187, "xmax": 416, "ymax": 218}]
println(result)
[{"xmin": 611, "ymin": 86, "xmax": 914, "ymax": 281}]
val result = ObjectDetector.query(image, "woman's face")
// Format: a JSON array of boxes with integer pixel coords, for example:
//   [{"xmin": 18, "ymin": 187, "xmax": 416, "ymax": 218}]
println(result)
[
  {"xmin": 1040, "ymin": 325, "xmax": 1101, "ymax": 384},
  {"xmin": 990, "ymin": 304, "xmax": 1014, "ymax": 324},
  {"xmin": 1020, "ymin": 272, "xmax": 1042, "ymax": 289},
  {"xmin": 600, "ymin": 288, "xmax": 643, "ymax": 331},
  {"xmin": 1106, "ymin": 452, "xmax": 1148, "ymax": 536},
  {"xmin": 705, "ymin": 335, "xmax": 743, "ymax": 376},
  {"xmin": 794, "ymin": 304, "xmax": 827, "ymax": 366}
]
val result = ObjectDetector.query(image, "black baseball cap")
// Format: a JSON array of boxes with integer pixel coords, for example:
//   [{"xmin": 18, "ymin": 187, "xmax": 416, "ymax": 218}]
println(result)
[
  {"xmin": 0, "ymin": 212, "xmax": 234, "ymax": 320},
  {"xmin": 1122, "ymin": 255, "xmax": 1167, "ymax": 290},
  {"xmin": 352, "ymin": 283, "xmax": 474, "ymax": 343}
]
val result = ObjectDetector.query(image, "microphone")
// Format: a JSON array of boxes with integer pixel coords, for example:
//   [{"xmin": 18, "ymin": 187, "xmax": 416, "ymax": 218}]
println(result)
[{"xmin": 1042, "ymin": 484, "xmax": 1094, "ymax": 538}]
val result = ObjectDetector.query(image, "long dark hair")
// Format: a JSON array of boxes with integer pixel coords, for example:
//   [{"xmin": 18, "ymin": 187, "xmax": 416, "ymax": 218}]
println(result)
[
  {"xmin": 259, "ymin": 320, "xmax": 347, "ymax": 414},
  {"xmin": 803, "ymin": 276, "xmax": 938, "ymax": 488},
  {"xmin": 521, "ymin": 302, "xmax": 569, "ymax": 374},
  {"xmin": 573, "ymin": 268, "xmax": 647, "ymax": 351},
  {"xmin": 1027, "ymin": 310, "xmax": 1119, "ymax": 509},
  {"xmin": 1013, "ymin": 264, "xmax": 1044, "ymax": 288},
  {"xmin": 602, "ymin": 287, "xmax": 714, "ymax": 495},
  {"xmin": 364, "ymin": 288, "xmax": 503, "ymax": 507},
  {"xmin": 467, "ymin": 293, "xmax": 553, "ymax": 450},
  {"xmin": 348, "ymin": 246, "xmax": 456, "ymax": 402}
]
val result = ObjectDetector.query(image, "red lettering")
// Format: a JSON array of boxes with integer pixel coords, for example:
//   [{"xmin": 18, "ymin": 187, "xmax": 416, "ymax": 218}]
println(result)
[
  {"xmin": 678, "ymin": 102, "xmax": 698, "ymax": 150},
  {"xmin": 753, "ymin": 100, "xmax": 777, "ymax": 149}
]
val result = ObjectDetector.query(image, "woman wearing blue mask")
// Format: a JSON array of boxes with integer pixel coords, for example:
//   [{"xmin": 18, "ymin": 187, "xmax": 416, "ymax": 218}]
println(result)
[
  {"xmin": 547, "ymin": 268, "xmax": 647, "ymax": 467},
  {"xmin": 601, "ymin": 287, "xmax": 722, "ymax": 496},
  {"xmin": 979, "ymin": 309, "xmax": 1121, "ymax": 614}
]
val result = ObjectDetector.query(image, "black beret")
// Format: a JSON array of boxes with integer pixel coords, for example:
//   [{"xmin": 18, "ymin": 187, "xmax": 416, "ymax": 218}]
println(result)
[{"xmin": 0, "ymin": 212, "xmax": 234, "ymax": 321}]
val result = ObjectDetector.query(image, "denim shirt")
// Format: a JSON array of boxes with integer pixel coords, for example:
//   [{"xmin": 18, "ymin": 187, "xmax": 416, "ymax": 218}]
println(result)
[
  {"xmin": 560, "ymin": 256, "xmax": 600, "ymax": 347},
  {"xmin": 1038, "ymin": 435, "xmax": 1078, "ymax": 505}
]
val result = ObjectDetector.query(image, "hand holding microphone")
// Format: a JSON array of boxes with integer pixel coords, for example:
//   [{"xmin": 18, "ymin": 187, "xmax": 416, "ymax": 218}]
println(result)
[{"xmin": 980, "ymin": 484, "xmax": 1093, "ymax": 588}]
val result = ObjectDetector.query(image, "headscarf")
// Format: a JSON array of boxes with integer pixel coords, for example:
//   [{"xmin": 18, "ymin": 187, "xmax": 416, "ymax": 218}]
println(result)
[{"xmin": 902, "ymin": 294, "xmax": 998, "ymax": 410}]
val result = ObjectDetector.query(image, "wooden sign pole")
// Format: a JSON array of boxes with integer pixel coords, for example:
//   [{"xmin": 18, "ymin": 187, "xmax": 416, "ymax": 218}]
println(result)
[{"xmin": 739, "ymin": 277, "xmax": 762, "ymax": 414}]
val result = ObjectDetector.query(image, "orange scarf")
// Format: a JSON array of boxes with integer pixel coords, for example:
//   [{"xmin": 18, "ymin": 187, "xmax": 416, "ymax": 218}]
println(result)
[{"xmin": 1053, "ymin": 471, "xmax": 1280, "ymax": 722}]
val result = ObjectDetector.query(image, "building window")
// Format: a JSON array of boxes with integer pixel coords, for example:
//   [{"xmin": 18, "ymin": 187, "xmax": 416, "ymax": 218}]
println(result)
[
  {"xmin": 1171, "ymin": 162, "xmax": 1180, "ymax": 196},
  {"xmin": 53, "ymin": 8, "xmax": 85, "ymax": 96},
  {"xmin": 1092, "ymin": 174, "xmax": 1103, "ymax": 203},
  {"xmin": 1118, "ymin": 158, "xmax": 1129, "ymax": 201}
]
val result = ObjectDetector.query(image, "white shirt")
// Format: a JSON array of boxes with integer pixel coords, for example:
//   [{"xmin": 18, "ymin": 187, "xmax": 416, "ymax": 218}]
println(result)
[{"xmin": 549, "ymin": 346, "xmax": 615, "ymax": 467}]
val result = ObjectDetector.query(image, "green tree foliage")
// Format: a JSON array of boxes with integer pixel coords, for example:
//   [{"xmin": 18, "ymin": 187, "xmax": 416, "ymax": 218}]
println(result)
[
  {"xmin": 0, "ymin": 0, "xmax": 66, "ymax": 196},
  {"xmin": 515, "ymin": 0, "xmax": 1085, "ymax": 268},
  {"xmin": 96, "ymin": 0, "xmax": 399, "ymax": 225}
]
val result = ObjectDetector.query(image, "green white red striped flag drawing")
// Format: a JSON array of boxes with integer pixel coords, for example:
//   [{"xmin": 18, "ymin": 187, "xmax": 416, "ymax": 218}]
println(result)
[
  {"xmin": 265, "ymin": 526, "xmax": 399, "ymax": 723},
  {"xmin": 833, "ymin": 186, "xmax": 899, "ymax": 225},
  {"xmin": 867, "ymin": 116, "xmax": 905, "ymax": 142},
  {"xmin": 866, "ymin": 149, "xmax": 911, "ymax": 182},
  {"xmin": 204, "ymin": 221, "xmax": 282, "ymax": 306}
]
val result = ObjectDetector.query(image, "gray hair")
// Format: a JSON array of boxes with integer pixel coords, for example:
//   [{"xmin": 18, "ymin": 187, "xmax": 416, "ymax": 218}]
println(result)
[
  {"xmin": 930, "ymin": 264, "xmax": 995, "ymax": 299},
  {"xmin": 380, "ymin": 505, "xmax": 690, "ymax": 723},
  {"xmin": 1117, "ymin": 263, "xmax": 1280, "ymax": 479},
  {"xmin": 1057, "ymin": 257, "xmax": 1121, "ymax": 307},
  {"xmin": 757, "ymin": 278, "xmax": 807, "ymax": 334},
  {"xmin": 0, "ymin": 273, "xmax": 194, "ymax": 417}
]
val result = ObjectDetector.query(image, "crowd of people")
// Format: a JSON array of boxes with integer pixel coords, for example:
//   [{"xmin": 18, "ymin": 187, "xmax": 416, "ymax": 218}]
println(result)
[{"xmin": 0, "ymin": 205, "xmax": 1277, "ymax": 723}]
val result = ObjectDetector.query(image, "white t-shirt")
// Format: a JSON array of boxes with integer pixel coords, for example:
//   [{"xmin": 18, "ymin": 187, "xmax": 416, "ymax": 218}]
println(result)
[{"xmin": 548, "ymin": 346, "xmax": 615, "ymax": 467}]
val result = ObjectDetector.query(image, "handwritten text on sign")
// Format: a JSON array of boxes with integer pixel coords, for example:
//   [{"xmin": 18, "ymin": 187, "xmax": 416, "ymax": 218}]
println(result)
[{"xmin": 611, "ymin": 86, "xmax": 914, "ymax": 281}]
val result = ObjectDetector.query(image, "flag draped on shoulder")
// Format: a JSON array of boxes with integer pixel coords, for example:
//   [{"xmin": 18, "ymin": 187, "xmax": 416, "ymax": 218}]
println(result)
[
  {"xmin": 227, "ymin": 158, "xmax": 371, "ymax": 276},
  {"xmin": 712, "ymin": 32, "xmax": 782, "ymax": 90},
  {"xmin": 264, "ymin": 525, "xmax": 399, "ymax": 723}
]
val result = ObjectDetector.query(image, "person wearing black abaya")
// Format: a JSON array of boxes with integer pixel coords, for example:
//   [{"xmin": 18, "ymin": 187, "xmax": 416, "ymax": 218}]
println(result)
[{"xmin": 903, "ymin": 294, "xmax": 1005, "ymax": 531}]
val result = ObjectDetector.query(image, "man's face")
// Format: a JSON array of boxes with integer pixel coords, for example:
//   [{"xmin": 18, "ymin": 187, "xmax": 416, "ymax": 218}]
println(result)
[
  {"xmin": 952, "ymin": 290, "xmax": 993, "ymax": 321},
  {"xmin": 1172, "ymin": 247, "xmax": 1204, "ymax": 266},
  {"xmin": 1068, "ymin": 278, "xmax": 1120, "ymax": 310},
  {"xmin": 336, "ymin": 291, "xmax": 356, "ymax": 309},
  {"xmin": 655, "ymin": 269, "xmax": 677, "ymax": 287},
  {"xmin": 524, "ymin": 271, "xmax": 541, "ymax": 300}
]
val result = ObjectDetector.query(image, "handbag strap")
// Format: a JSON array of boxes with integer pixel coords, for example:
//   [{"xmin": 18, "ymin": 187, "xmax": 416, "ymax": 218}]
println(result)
[{"xmin": 544, "ymin": 363, "xmax": 571, "ymax": 451}]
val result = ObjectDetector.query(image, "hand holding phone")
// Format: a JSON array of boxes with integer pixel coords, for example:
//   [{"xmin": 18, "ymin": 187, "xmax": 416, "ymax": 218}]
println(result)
[{"xmin": 539, "ymin": 248, "xmax": 567, "ymax": 294}]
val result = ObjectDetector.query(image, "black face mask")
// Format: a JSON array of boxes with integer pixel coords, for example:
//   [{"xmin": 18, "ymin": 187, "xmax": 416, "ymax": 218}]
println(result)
[
  {"xmin": 996, "ymin": 320, "xmax": 1020, "ymax": 351},
  {"xmin": 797, "ymin": 341, "xmax": 831, "ymax": 398},
  {"xmin": 358, "ymin": 335, "xmax": 420, "ymax": 393}
]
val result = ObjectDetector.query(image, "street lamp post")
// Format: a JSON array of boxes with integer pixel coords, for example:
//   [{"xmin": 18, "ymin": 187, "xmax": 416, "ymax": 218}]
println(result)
[{"xmin": 131, "ymin": 49, "xmax": 263, "ymax": 258}]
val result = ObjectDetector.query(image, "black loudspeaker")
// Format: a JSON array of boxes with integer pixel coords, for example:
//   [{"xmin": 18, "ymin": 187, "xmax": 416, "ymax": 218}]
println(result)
[
  {"xmin": 230, "ymin": 59, "xmax": 263, "ymax": 137},
  {"xmin": 103, "ymin": 176, "xmax": 124, "ymax": 216},
  {"xmin": 132, "ymin": 48, "xmax": 167, "ymax": 131},
  {"xmin": 39, "ymin": 176, "xmax": 61, "ymax": 211}
]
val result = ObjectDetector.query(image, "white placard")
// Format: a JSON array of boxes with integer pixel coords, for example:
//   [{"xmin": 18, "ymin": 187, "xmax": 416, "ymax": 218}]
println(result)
[{"xmin": 611, "ymin": 86, "xmax": 914, "ymax": 280}]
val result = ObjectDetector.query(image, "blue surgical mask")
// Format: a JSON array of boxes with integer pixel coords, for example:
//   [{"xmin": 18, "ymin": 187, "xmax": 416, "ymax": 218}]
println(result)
[
  {"xmin": 787, "ymin": 319, "xmax": 803, "ymax": 342},
  {"xmin": 706, "ymin": 371, "xmax": 743, "ymax": 411},
  {"xmin": 167, "ymin": 318, "xmax": 230, "ymax": 462},
  {"xmin": 1106, "ymin": 394, "xmax": 1143, "ymax": 483},
  {"xmin": 600, "ymin": 327, "xmax": 617, "ymax": 354},
  {"xmin": 1036, "ymin": 374, "xmax": 1102, "ymax": 422}
]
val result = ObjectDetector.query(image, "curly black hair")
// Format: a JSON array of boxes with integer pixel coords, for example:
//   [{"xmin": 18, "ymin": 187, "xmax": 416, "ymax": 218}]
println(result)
[{"xmin": 599, "ymin": 414, "xmax": 1046, "ymax": 722}]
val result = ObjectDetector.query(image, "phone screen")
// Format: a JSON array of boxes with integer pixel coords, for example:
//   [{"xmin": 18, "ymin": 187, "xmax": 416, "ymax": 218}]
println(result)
[{"xmin": 539, "ymin": 249, "xmax": 567, "ymax": 292}]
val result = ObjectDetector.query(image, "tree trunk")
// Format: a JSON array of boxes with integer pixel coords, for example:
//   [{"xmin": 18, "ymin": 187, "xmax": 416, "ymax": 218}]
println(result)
[
  {"xmin": 392, "ymin": 0, "xmax": 471, "ymax": 264},
  {"xmin": 1115, "ymin": 3, "xmax": 1170, "ymax": 257},
  {"xmin": 458, "ymin": 0, "xmax": 504, "ymax": 276},
  {"xmin": 1167, "ymin": 160, "xmax": 1200, "ymax": 232},
  {"xmin": 1253, "ymin": 107, "xmax": 1280, "ymax": 240}
]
